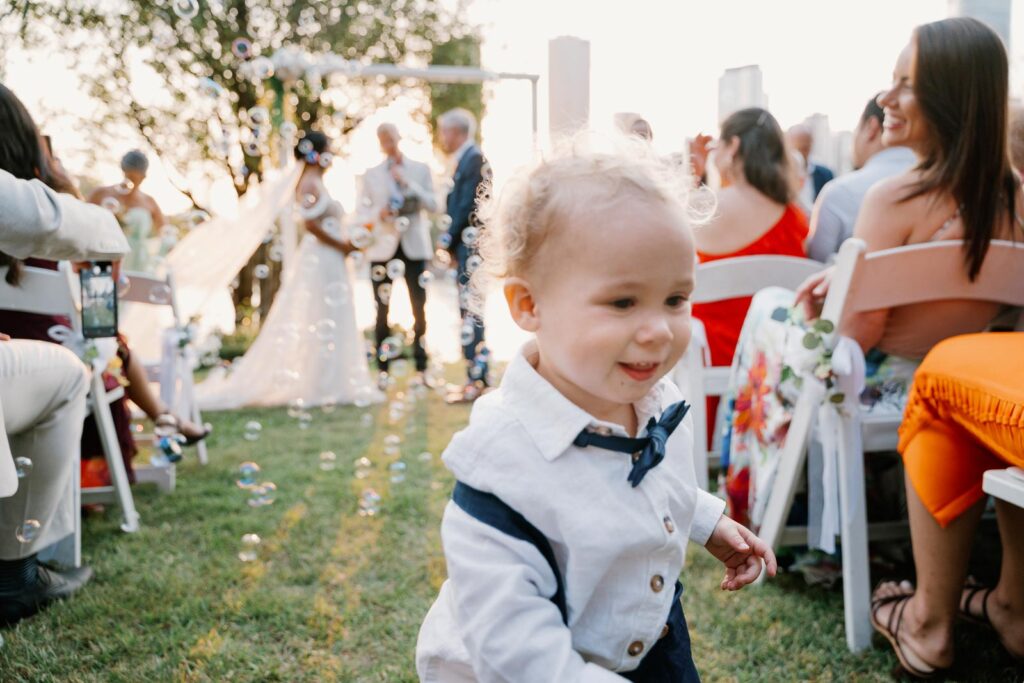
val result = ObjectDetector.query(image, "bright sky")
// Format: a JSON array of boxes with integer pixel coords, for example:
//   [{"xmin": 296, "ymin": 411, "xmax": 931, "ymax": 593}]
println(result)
[{"xmin": 4, "ymin": 0, "xmax": 1022, "ymax": 215}]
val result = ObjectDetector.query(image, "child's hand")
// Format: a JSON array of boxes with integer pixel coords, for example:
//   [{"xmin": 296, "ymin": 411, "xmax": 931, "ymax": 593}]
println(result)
[{"xmin": 704, "ymin": 515, "xmax": 778, "ymax": 591}]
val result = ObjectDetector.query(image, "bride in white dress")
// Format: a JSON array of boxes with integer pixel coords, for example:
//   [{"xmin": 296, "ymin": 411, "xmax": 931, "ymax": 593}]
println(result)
[{"xmin": 196, "ymin": 132, "xmax": 383, "ymax": 410}]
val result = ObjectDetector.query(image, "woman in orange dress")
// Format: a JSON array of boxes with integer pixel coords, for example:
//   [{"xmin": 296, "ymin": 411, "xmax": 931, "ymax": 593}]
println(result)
[{"xmin": 692, "ymin": 108, "xmax": 809, "ymax": 443}]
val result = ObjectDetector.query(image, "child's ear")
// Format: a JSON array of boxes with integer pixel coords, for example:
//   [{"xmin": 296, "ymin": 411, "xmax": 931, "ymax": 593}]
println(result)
[{"xmin": 504, "ymin": 278, "xmax": 540, "ymax": 332}]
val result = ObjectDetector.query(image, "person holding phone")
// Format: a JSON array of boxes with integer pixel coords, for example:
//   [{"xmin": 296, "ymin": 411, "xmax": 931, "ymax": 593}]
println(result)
[
  {"xmin": 0, "ymin": 84, "xmax": 209, "ymax": 491},
  {"xmin": 0, "ymin": 161, "xmax": 134, "ymax": 625}
]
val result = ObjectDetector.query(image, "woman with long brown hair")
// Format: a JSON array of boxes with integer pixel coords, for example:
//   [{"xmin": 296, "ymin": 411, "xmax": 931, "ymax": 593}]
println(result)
[{"xmin": 796, "ymin": 18, "xmax": 1024, "ymax": 677}]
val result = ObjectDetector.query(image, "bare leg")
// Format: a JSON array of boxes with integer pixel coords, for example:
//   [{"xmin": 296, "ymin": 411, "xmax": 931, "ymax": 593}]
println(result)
[
  {"xmin": 974, "ymin": 500, "xmax": 1024, "ymax": 657},
  {"xmin": 122, "ymin": 349, "xmax": 206, "ymax": 439},
  {"xmin": 873, "ymin": 475, "xmax": 986, "ymax": 668}
]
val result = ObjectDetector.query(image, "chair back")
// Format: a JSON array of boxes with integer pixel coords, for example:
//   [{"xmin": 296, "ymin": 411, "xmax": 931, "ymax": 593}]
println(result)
[
  {"xmin": 693, "ymin": 255, "xmax": 826, "ymax": 304},
  {"xmin": 822, "ymin": 238, "xmax": 1024, "ymax": 323},
  {"xmin": 0, "ymin": 262, "xmax": 81, "ymax": 334},
  {"xmin": 120, "ymin": 270, "xmax": 182, "ymax": 326}
]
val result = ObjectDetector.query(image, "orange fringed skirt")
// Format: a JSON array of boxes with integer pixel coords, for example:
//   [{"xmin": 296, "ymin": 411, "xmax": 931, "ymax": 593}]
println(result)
[{"xmin": 898, "ymin": 332, "xmax": 1024, "ymax": 527}]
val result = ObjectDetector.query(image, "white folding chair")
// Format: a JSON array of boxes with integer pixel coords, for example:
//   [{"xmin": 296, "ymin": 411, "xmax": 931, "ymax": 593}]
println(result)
[
  {"xmin": 121, "ymin": 270, "xmax": 208, "ymax": 467},
  {"xmin": 984, "ymin": 467, "xmax": 1024, "ymax": 508},
  {"xmin": 0, "ymin": 262, "xmax": 141, "ymax": 539},
  {"xmin": 674, "ymin": 255, "xmax": 826, "ymax": 489},
  {"xmin": 755, "ymin": 238, "xmax": 1024, "ymax": 652}
]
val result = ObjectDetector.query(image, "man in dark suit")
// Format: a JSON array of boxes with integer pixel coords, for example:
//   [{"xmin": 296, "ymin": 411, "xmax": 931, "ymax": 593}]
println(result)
[
  {"xmin": 788, "ymin": 124, "xmax": 834, "ymax": 207},
  {"xmin": 438, "ymin": 108, "xmax": 491, "ymax": 403}
]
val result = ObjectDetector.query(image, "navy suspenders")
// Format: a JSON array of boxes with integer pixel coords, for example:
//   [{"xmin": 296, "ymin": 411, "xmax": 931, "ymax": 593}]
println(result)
[{"xmin": 452, "ymin": 481, "xmax": 568, "ymax": 624}]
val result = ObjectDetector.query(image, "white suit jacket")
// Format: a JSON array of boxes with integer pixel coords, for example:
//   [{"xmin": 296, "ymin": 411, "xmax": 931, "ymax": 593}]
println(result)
[
  {"xmin": 359, "ymin": 156, "xmax": 438, "ymax": 262},
  {"xmin": 0, "ymin": 169, "xmax": 130, "ymax": 496}
]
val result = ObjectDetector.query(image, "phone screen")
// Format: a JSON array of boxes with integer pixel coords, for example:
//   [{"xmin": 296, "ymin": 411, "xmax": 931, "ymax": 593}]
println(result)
[{"xmin": 80, "ymin": 262, "xmax": 118, "ymax": 338}]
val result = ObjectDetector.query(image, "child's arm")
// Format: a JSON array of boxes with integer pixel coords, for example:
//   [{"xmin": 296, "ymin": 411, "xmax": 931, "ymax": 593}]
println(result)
[
  {"xmin": 441, "ymin": 503, "xmax": 628, "ymax": 683},
  {"xmin": 703, "ymin": 514, "xmax": 778, "ymax": 590}
]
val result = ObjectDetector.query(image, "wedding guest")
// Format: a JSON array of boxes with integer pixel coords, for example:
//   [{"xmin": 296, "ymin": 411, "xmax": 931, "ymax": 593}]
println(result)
[
  {"xmin": 361, "ymin": 123, "xmax": 437, "ymax": 386},
  {"xmin": 0, "ymin": 167, "xmax": 131, "ymax": 625},
  {"xmin": 88, "ymin": 150, "xmax": 167, "ymax": 273},
  {"xmin": 692, "ymin": 108, "xmax": 808, "ymax": 442},
  {"xmin": 416, "ymin": 141, "xmax": 777, "ymax": 682},
  {"xmin": 788, "ymin": 124, "xmax": 834, "ymax": 211},
  {"xmin": 0, "ymin": 84, "xmax": 208, "ymax": 489},
  {"xmin": 438, "ymin": 108, "xmax": 491, "ymax": 402},
  {"xmin": 793, "ymin": 19, "xmax": 1024, "ymax": 673},
  {"xmin": 806, "ymin": 95, "xmax": 917, "ymax": 262}
]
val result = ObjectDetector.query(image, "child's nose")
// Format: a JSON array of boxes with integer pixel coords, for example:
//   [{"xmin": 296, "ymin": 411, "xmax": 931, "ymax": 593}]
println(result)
[{"xmin": 635, "ymin": 315, "xmax": 672, "ymax": 345}]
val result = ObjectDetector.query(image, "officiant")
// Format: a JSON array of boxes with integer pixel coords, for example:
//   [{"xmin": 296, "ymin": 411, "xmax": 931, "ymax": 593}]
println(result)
[{"xmin": 361, "ymin": 123, "xmax": 437, "ymax": 384}]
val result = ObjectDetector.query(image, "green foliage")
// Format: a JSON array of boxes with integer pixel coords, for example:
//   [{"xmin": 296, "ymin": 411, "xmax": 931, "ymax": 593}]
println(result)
[
  {"xmin": 428, "ymin": 33, "xmax": 485, "ymax": 141},
  {"xmin": 13, "ymin": 1, "xmax": 470, "ymax": 199}
]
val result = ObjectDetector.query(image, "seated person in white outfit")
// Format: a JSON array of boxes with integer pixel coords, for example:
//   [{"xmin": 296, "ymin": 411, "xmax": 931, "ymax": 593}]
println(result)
[
  {"xmin": 806, "ymin": 95, "xmax": 917, "ymax": 263},
  {"xmin": 0, "ymin": 168, "xmax": 130, "ymax": 625},
  {"xmin": 416, "ymin": 144, "xmax": 777, "ymax": 681}
]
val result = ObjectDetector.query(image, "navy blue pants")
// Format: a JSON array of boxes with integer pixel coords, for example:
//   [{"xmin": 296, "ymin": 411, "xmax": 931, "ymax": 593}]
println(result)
[
  {"xmin": 456, "ymin": 242, "xmax": 487, "ymax": 382},
  {"xmin": 621, "ymin": 582, "xmax": 701, "ymax": 683}
]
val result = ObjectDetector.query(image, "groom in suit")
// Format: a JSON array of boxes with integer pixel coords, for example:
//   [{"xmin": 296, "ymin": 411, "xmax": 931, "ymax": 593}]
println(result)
[
  {"xmin": 438, "ymin": 108, "xmax": 492, "ymax": 402},
  {"xmin": 361, "ymin": 123, "xmax": 437, "ymax": 386}
]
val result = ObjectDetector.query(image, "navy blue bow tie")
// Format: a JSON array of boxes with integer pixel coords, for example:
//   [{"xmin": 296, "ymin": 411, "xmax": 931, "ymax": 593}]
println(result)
[{"xmin": 572, "ymin": 401, "xmax": 690, "ymax": 487}]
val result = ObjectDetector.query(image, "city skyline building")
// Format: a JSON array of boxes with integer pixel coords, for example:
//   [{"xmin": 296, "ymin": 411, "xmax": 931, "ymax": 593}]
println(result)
[
  {"xmin": 948, "ymin": 0, "xmax": 1012, "ymax": 52},
  {"xmin": 717, "ymin": 64, "xmax": 768, "ymax": 123}
]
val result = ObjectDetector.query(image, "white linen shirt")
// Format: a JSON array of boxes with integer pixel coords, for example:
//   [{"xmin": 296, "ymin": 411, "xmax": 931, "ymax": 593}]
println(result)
[{"xmin": 415, "ymin": 343, "xmax": 726, "ymax": 682}]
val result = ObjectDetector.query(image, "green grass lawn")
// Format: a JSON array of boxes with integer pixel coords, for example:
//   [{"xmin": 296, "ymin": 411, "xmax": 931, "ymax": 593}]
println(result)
[{"xmin": 0, "ymin": 371, "xmax": 1021, "ymax": 682}]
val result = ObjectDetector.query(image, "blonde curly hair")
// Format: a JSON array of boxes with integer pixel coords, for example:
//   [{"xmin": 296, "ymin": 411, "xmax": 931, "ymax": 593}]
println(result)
[{"xmin": 468, "ymin": 134, "xmax": 705, "ymax": 313}]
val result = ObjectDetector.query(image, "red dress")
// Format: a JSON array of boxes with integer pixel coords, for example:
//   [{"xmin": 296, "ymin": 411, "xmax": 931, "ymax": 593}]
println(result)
[{"xmin": 692, "ymin": 204, "xmax": 809, "ymax": 446}]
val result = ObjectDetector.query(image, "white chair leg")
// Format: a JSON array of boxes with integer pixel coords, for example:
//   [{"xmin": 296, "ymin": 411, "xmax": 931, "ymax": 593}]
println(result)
[
  {"xmin": 89, "ymin": 374, "xmax": 140, "ymax": 533},
  {"xmin": 180, "ymin": 352, "xmax": 208, "ymax": 466},
  {"xmin": 838, "ymin": 413, "xmax": 872, "ymax": 653}
]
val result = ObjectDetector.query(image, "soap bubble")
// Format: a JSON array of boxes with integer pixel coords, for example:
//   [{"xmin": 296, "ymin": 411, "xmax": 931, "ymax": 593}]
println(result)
[
  {"xmin": 462, "ymin": 227, "xmax": 479, "ymax": 246},
  {"xmin": 349, "ymin": 226, "xmax": 373, "ymax": 250},
  {"xmin": 417, "ymin": 451, "xmax": 433, "ymax": 463},
  {"xmin": 236, "ymin": 461, "xmax": 261, "ymax": 489},
  {"xmin": 433, "ymin": 249, "xmax": 451, "ymax": 268},
  {"xmin": 252, "ymin": 264, "xmax": 271, "ymax": 280},
  {"xmin": 11, "ymin": 456, "xmax": 33, "ymax": 480},
  {"xmin": 248, "ymin": 481, "xmax": 277, "ymax": 507},
  {"xmin": 313, "ymin": 318, "xmax": 336, "ymax": 341},
  {"xmin": 147, "ymin": 283, "xmax": 172, "ymax": 305},
  {"xmin": 370, "ymin": 265, "xmax": 387, "ymax": 282},
  {"xmin": 384, "ymin": 434, "xmax": 401, "ymax": 447},
  {"xmin": 231, "ymin": 37, "xmax": 253, "ymax": 59},
  {"xmin": 417, "ymin": 271, "xmax": 433, "ymax": 288},
  {"xmin": 466, "ymin": 254, "xmax": 483, "ymax": 273},
  {"xmin": 247, "ymin": 106, "xmax": 270, "ymax": 127},
  {"xmin": 318, "ymin": 152, "xmax": 334, "ymax": 168},
  {"xmin": 354, "ymin": 456, "xmax": 372, "ymax": 479},
  {"xmin": 238, "ymin": 533, "xmax": 261, "ymax": 562},
  {"xmin": 299, "ymin": 193, "xmax": 328, "ymax": 220},
  {"xmin": 297, "ymin": 412, "xmax": 313, "ymax": 430},
  {"xmin": 358, "ymin": 488, "xmax": 381, "ymax": 516},
  {"xmin": 248, "ymin": 56, "xmax": 274, "ymax": 80},
  {"xmin": 396, "ymin": 216, "xmax": 411, "ymax": 232},
  {"xmin": 321, "ymin": 399, "xmax": 337, "ymax": 414},
  {"xmin": 279, "ymin": 121, "xmax": 297, "ymax": 138},
  {"xmin": 297, "ymin": 139, "xmax": 313, "ymax": 155},
  {"xmin": 15, "ymin": 520, "xmax": 41, "ymax": 544},
  {"xmin": 287, "ymin": 398, "xmax": 306, "ymax": 418},
  {"xmin": 172, "ymin": 0, "xmax": 199, "ymax": 19},
  {"xmin": 199, "ymin": 77, "xmax": 224, "ymax": 99},
  {"xmin": 319, "ymin": 451, "xmax": 337, "ymax": 471},
  {"xmin": 377, "ymin": 283, "xmax": 392, "ymax": 305},
  {"xmin": 268, "ymin": 242, "xmax": 284, "ymax": 262},
  {"xmin": 386, "ymin": 259, "xmax": 405, "ymax": 280},
  {"xmin": 438, "ymin": 215, "xmax": 453, "ymax": 228},
  {"xmin": 115, "ymin": 180, "xmax": 134, "ymax": 195},
  {"xmin": 360, "ymin": 413, "xmax": 374, "ymax": 429},
  {"xmin": 323, "ymin": 281, "xmax": 349, "ymax": 306},
  {"xmin": 322, "ymin": 216, "xmax": 340, "ymax": 233},
  {"xmin": 389, "ymin": 461, "xmax": 407, "ymax": 483},
  {"xmin": 100, "ymin": 196, "xmax": 121, "ymax": 213},
  {"xmin": 460, "ymin": 322, "xmax": 476, "ymax": 347}
]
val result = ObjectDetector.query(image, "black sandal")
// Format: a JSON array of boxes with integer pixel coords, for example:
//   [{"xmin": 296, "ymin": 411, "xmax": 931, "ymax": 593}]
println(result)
[
  {"xmin": 870, "ymin": 585, "xmax": 948, "ymax": 679},
  {"xmin": 959, "ymin": 580, "xmax": 1024, "ymax": 661}
]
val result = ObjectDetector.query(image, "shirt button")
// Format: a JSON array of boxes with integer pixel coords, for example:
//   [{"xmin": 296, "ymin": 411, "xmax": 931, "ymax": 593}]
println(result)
[
  {"xmin": 660, "ymin": 624, "xmax": 670, "ymax": 639},
  {"xmin": 632, "ymin": 451, "xmax": 641, "ymax": 463},
  {"xmin": 650, "ymin": 575, "xmax": 665, "ymax": 592},
  {"xmin": 663, "ymin": 516, "xmax": 675, "ymax": 533},
  {"xmin": 627, "ymin": 640, "xmax": 645, "ymax": 657}
]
